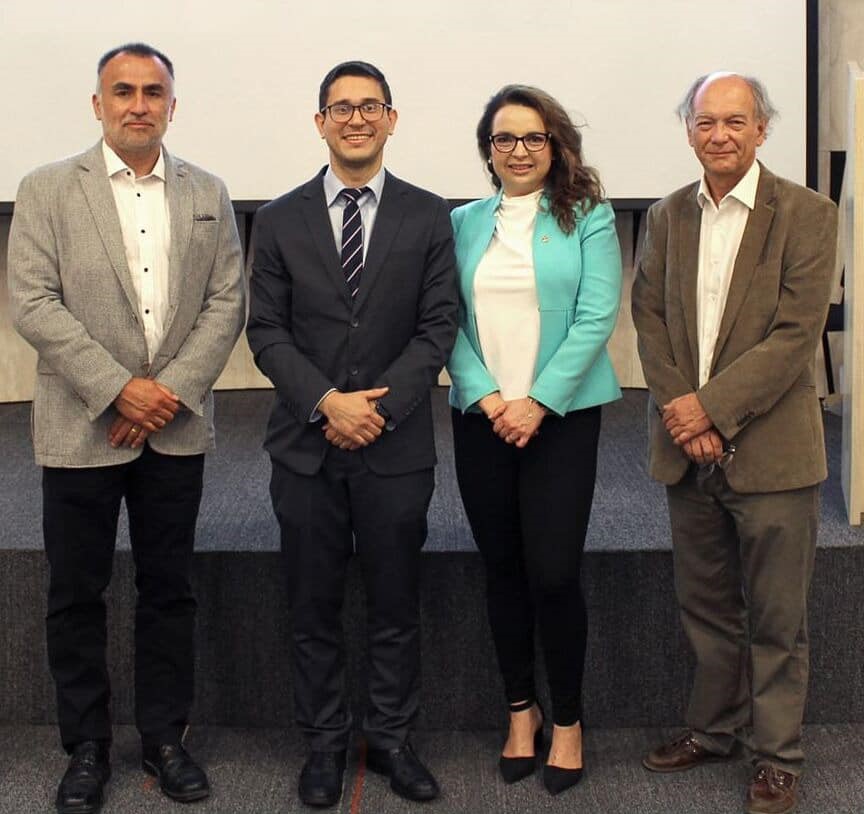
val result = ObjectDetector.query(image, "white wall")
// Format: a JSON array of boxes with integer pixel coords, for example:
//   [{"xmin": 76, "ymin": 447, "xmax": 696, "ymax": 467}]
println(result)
[{"xmin": 1, "ymin": 0, "xmax": 806, "ymax": 202}]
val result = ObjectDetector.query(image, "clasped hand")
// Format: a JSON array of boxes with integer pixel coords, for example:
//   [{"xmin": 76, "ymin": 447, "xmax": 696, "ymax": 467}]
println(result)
[
  {"xmin": 662, "ymin": 393, "xmax": 724, "ymax": 465},
  {"xmin": 110, "ymin": 377, "xmax": 181, "ymax": 449},
  {"xmin": 478, "ymin": 393, "xmax": 544, "ymax": 448},
  {"xmin": 681, "ymin": 429, "xmax": 725, "ymax": 466},
  {"xmin": 321, "ymin": 387, "xmax": 389, "ymax": 450},
  {"xmin": 662, "ymin": 393, "xmax": 712, "ymax": 445}
]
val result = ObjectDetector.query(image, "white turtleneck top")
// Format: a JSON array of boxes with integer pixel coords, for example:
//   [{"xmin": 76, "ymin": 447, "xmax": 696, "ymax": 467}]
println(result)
[{"xmin": 473, "ymin": 189, "xmax": 542, "ymax": 400}]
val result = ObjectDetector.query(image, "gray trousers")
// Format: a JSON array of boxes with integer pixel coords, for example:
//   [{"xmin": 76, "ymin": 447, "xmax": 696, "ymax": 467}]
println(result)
[{"xmin": 666, "ymin": 465, "xmax": 819, "ymax": 774}]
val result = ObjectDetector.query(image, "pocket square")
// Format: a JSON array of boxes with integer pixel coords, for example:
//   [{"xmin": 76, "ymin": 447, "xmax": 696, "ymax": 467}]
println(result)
[{"xmin": 194, "ymin": 213, "xmax": 217, "ymax": 221}]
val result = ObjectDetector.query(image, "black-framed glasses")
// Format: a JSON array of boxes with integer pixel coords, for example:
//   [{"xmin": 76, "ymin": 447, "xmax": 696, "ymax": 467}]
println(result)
[
  {"xmin": 489, "ymin": 132, "xmax": 552, "ymax": 153},
  {"xmin": 321, "ymin": 101, "xmax": 392, "ymax": 123}
]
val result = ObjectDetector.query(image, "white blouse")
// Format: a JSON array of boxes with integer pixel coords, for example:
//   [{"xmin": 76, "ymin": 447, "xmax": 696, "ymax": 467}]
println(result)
[{"xmin": 473, "ymin": 190, "xmax": 542, "ymax": 400}]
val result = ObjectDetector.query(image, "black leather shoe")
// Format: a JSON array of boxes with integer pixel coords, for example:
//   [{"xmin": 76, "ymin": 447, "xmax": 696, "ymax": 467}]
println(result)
[
  {"xmin": 56, "ymin": 740, "xmax": 111, "ymax": 814},
  {"xmin": 298, "ymin": 750, "xmax": 346, "ymax": 808},
  {"xmin": 142, "ymin": 743, "xmax": 210, "ymax": 802},
  {"xmin": 366, "ymin": 742, "xmax": 439, "ymax": 802}
]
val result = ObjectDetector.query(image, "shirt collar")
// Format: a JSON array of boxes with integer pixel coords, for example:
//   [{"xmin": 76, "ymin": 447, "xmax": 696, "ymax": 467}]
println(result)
[
  {"xmin": 697, "ymin": 159, "xmax": 760, "ymax": 211},
  {"xmin": 101, "ymin": 139, "xmax": 166, "ymax": 182},
  {"xmin": 323, "ymin": 164, "xmax": 385, "ymax": 207}
]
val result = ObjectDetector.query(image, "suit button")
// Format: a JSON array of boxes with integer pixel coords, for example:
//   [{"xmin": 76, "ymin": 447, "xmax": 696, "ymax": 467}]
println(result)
[
  {"xmin": 350, "ymin": 318, "xmax": 360, "ymax": 328},
  {"xmin": 349, "ymin": 366, "xmax": 359, "ymax": 377}
]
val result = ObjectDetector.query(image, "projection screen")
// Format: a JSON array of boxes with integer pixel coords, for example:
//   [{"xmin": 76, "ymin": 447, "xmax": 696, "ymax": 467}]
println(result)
[{"xmin": 0, "ymin": 0, "xmax": 807, "ymax": 202}]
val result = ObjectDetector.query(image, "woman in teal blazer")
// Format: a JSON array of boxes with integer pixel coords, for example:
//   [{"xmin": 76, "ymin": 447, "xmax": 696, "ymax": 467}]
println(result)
[{"xmin": 447, "ymin": 85, "xmax": 622, "ymax": 795}]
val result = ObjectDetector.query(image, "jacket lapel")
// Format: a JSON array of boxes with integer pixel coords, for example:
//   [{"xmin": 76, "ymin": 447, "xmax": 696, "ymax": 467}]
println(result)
[
  {"xmin": 710, "ymin": 166, "xmax": 776, "ymax": 371},
  {"xmin": 353, "ymin": 171, "xmax": 405, "ymax": 312},
  {"xmin": 165, "ymin": 151, "xmax": 192, "ymax": 314},
  {"xmin": 677, "ymin": 186, "xmax": 702, "ymax": 376},
  {"xmin": 301, "ymin": 172, "xmax": 352, "ymax": 308},
  {"xmin": 459, "ymin": 193, "xmax": 500, "ymax": 311},
  {"xmin": 77, "ymin": 143, "xmax": 141, "ymax": 318}
]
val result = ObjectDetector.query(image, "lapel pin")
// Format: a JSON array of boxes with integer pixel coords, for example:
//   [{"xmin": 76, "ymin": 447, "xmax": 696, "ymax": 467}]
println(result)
[{"xmin": 540, "ymin": 235, "xmax": 550, "ymax": 244}]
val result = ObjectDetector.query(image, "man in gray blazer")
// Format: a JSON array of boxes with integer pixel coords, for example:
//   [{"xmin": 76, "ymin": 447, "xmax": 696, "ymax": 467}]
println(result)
[
  {"xmin": 8, "ymin": 43, "xmax": 245, "ymax": 814},
  {"xmin": 631, "ymin": 73, "xmax": 836, "ymax": 814}
]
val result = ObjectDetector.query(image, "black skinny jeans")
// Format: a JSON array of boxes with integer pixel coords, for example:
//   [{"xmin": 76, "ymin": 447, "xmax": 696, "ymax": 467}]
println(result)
[{"xmin": 451, "ymin": 406, "xmax": 601, "ymax": 726}]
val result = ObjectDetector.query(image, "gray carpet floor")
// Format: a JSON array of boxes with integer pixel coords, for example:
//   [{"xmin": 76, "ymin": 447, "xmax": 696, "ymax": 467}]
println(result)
[
  {"xmin": 2, "ymin": 392, "xmax": 863, "ymax": 811},
  {"xmin": 2, "ymin": 724, "xmax": 862, "ymax": 814},
  {"xmin": 2, "ymin": 387, "xmax": 863, "ymax": 552}
]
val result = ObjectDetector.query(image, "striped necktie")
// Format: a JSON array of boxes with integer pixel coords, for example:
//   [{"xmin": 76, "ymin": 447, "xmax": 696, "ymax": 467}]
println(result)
[{"xmin": 340, "ymin": 187, "xmax": 369, "ymax": 298}]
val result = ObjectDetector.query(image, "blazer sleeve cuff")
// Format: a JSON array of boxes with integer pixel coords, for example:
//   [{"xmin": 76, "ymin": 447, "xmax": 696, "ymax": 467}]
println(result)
[
  {"xmin": 697, "ymin": 384, "xmax": 745, "ymax": 441},
  {"xmin": 452, "ymin": 381, "xmax": 499, "ymax": 413},
  {"xmin": 81, "ymin": 369, "xmax": 135, "ymax": 423}
]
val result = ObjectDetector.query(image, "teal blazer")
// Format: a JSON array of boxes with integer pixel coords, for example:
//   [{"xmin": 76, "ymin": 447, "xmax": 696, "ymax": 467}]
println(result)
[{"xmin": 447, "ymin": 192, "xmax": 622, "ymax": 416}]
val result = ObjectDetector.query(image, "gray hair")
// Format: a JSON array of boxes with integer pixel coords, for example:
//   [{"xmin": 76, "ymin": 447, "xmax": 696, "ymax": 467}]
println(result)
[
  {"xmin": 95, "ymin": 42, "xmax": 174, "ymax": 92},
  {"xmin": 677, "ymin": 72, "xmax": 778, "ymax": 133}
]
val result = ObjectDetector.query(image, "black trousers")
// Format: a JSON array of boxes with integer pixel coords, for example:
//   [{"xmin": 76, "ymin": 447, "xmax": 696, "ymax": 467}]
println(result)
[
  {"xmin": 43, "ymin": 445, "xmax": 204, "ymax": 753},
  {"xmin": 270, "ymin": 450, "xmax": 434, "ymax": 752},
  {"xmin": 451, "ymin": 406, "xmax": 601, "ymax": 726}
]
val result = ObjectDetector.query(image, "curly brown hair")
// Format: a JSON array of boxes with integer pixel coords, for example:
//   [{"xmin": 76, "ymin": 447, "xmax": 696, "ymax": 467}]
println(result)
[{"xmin": 476, "ymin": 85, "xmax": 604, "ymax": 234}]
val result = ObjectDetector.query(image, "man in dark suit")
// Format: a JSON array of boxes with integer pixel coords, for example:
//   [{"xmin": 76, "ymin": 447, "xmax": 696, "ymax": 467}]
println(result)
[
  {"xmin": 246, "ymin": 61, "xmax": 457, "ymax": 807},
  {"xmin": 631, "ymin": 73, "xmax": 836, "ymax": 814},
  {"xmin": 8, "ymin": 43, "xmax": 246, "ymax": 813}
]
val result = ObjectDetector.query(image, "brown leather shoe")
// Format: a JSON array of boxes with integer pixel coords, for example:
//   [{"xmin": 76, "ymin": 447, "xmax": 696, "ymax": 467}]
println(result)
[
  {"xmin": 746, "ymin": 764, "xmax": 799, "ymax": 814},
  {"xmin": 642, "ymin": 731, "xmax": 729, "ymax": 773}
]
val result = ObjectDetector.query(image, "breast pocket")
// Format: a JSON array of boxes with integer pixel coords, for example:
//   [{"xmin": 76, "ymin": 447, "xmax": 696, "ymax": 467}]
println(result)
[{"xmin": 189, "ymin": 220, "xmax": 220, "ymax": 270}]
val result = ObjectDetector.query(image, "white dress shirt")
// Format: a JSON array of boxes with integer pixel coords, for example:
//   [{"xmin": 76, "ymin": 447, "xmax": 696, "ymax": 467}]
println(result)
[
  {"xmin": 696, "ymin": 160, "xmax": 760, "ymax": 387},
  {"xmin": 474, "ymin": 190, "xmax": 542, "ymax": 400},
  {"xmin": 102, "ymin": 140, "xmax": 171, "ymax": 363}
]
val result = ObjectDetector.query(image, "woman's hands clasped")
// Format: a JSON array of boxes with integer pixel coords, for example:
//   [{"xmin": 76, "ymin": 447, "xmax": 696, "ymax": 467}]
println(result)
[{"xmin": 478, "ymin": 392, "xmax": 546, "ymax": 448}]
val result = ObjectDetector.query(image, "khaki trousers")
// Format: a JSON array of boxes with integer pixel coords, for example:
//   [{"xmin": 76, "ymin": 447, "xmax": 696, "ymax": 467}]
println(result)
[{"xmin": 666, "ymin": 465, "xmax": 819, "ymax": 774}]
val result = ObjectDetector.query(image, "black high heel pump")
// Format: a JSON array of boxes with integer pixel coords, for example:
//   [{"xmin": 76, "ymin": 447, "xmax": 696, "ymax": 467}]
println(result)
[
  {"xmin": 543, "ymin": 720, "xmax": 585, "ymax": 795},
  {"xmin": 498, "ymin": 699, "xmax": 545, "ymax": 783}
]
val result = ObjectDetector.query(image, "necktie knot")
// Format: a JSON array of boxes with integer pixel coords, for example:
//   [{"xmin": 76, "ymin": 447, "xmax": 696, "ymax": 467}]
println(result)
[{"xmin": 341, "ymin": 187, "xmax": 369, "ymax": 204}]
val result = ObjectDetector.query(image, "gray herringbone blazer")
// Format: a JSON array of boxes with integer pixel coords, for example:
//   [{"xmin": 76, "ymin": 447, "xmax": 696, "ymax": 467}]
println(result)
[{"xmin": 8, "ymin": 142, "xmax": 246, "ymax": 467}]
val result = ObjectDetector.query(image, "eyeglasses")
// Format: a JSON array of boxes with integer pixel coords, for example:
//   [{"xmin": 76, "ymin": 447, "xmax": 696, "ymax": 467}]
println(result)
[
  {"xmin": 489, "ymin": 132, "xmax": 552, "ymax": 153},
  {"xmin": 321, "ymin": 102, "xmax": 392, "ymax": 123}
]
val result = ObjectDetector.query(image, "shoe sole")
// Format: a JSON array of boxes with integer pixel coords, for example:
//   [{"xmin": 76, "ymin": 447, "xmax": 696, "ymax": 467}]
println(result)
[
  {"xmin": 745, "ymin": 799, "xmax": 797, "ymax": 814},
  {"xmin": 642, "ymin": 753, "xmax": 731, "ymax": 773},
  {"xmin": 56, "ymin": 803, "xmax": 103, "ymax": 814},
  {"xmin": 142, "ymin": 760, "xmax": 210, "ymax": 802},
  {"xmin": 56, "ymin": 768, "xmax": 110, "ymax": 814},
  {"xmin": 365, "ymin": 760, "xmax": 438, "ymax": 802},
  {"xmin": 298, "ymin": 777, "xmax": 344, "ymax": 808}
]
